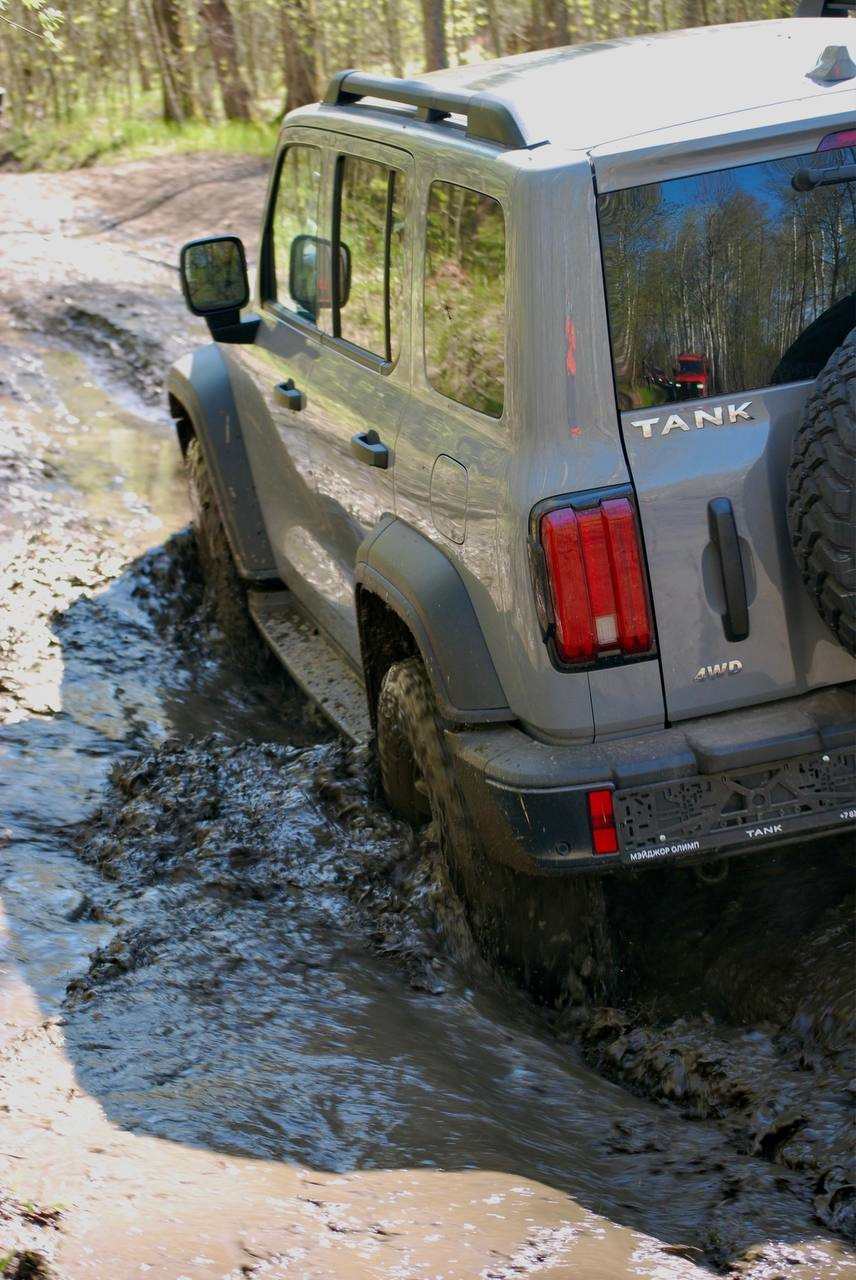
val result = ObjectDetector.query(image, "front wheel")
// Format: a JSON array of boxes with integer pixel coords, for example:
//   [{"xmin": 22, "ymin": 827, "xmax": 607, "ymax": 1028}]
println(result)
[
  {"xmin": 376, "ymin": 658, "xmax": 612, "ymax": 1002},
  {"xmin": 184, "ymin": 436, "xmax": 258, "ymax": 658}
]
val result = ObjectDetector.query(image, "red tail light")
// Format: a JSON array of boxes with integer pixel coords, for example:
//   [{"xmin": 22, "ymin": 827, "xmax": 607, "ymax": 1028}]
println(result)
[
  {"xmin": 538, "ymin": 495, "xmax": 653, "ymax": 666},
  {"xmin": 587, "ymin": 788, "xmax": 619, "ymax": 855}
]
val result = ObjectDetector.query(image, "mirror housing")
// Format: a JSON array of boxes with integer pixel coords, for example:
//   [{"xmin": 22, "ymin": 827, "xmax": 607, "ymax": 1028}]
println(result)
[
  {"xmin": 180, "ymin": 235, "xmax": 250, "ymax": 316},
  {"xmin": 288, "ymin": 234, "xmax": 351, "ymax": 313},
  {"xmin": 179, "ymin": 235, "xmax": 258, "ymax": 343}
]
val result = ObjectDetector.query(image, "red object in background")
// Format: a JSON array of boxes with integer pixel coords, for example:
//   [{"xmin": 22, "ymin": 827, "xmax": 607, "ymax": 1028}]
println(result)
[{"xmin": 673, "ymin": 352, "xmax": 709, "ymax": 398}]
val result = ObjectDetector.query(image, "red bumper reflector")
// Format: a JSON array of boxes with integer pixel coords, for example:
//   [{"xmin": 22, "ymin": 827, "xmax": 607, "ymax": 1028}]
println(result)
[
  {"xmin": 539, "ymin": 496, "xmax": 653, "ymax": 665},
  {"xmin": 587, "ymin": 788, "xmax": 619, "ymax": 855}
]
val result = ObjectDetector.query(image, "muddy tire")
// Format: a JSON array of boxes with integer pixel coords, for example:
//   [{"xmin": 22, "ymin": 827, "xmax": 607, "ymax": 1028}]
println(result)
[
  {"xmin": 185, "ymin": 436, "xmax": 257, "ymax": 656},
  {"xmin": 787, "ymin": 333, "xmax": 856, "ymax": 656},
  {"xmin": 376, "ymin": 658, "xmax": 612, "ymax": 1002}
]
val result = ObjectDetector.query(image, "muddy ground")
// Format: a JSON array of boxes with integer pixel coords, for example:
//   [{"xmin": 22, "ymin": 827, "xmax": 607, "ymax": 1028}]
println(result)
[{"xmin": 0, "ymin": 154, "xmax": 853, "ymax": 1279}]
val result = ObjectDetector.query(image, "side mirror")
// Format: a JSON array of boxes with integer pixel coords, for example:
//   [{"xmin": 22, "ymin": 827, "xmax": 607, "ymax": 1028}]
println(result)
[
  {"xmin": 180, "ymin": 235, "xmax": 250, "ymax": 317},
  {"xmin": 289, "ymin": 234, "xmax": 351, "ymax": 313}
]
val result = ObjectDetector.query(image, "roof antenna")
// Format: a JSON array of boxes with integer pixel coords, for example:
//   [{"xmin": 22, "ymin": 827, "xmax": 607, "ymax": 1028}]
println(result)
[{"xmin": 806, "ymin": 44, "xmax": 856, "ymax": 81}]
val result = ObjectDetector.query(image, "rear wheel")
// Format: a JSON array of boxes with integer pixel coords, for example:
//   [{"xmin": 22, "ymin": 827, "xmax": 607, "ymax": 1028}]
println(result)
[
  {"xmin": 787, "ymin": 333, "xmax": 856, "ymax": 656},
  {"xmin": 376, "ymin": 657, "xmax": 612, "ymax": 1003}
]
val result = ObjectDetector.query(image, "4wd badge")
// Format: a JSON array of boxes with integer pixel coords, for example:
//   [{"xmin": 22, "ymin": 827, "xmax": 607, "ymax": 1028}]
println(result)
[
  {"xmin": 694, "ymin": 660, "xmax": 743, "ymax": 681},
  {"xmin": 630, "ymin": 402, "xmax": 754, "ymax": 439}
]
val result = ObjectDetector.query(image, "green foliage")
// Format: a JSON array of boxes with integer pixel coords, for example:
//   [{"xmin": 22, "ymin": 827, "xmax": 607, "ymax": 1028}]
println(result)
[
  {"xmin": 2, "ymin": 97, "xmax": 278, "ymax": 169},
  {"xmin": 0, "ymin": 0, "xmax": 798, "ymax": 173},
  {"xmin": 0, "ymin": 0, "xmax": 63, "ymax": 47}
]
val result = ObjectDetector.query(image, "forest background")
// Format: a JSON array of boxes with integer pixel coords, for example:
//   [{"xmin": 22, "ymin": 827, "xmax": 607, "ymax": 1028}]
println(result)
[{"xmin": 1, "ymin": 0, "xmax": 798, "ymax": 170}]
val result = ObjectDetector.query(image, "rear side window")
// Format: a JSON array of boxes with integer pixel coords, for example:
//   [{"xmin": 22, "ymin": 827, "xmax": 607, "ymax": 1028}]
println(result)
[
  {"xmin": 336, "ymin": 156, "xmax": 406, "ymax": 362},
  {"xmin": 424, "ymin": 182, "xmax": 505, "ymax": 418},
  {"xmin": 598, "ymin": 145, "xmax": 856, "ymax": 409},
  {"xmin": 270, "ymin": 144, "xmax": 322, "ymax": 320}
]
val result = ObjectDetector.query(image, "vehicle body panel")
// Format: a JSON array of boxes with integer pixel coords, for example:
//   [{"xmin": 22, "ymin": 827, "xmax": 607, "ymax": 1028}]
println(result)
[{"xmin": 620, "ymin": 384, "xmax": 856, "ymax": 720}]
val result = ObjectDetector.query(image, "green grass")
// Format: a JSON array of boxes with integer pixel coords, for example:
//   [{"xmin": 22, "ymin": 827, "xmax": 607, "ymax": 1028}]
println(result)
[{"xmin": 3, "ymin": 99, "xmax": 280, "ymax": 171}]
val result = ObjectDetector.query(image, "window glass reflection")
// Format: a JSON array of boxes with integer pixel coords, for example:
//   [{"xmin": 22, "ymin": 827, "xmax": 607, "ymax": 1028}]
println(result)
[
  {"xmin": 271, "ymin": 145, "xmax": 322, "ymax": 320},
  {"xmin": 424, "ymin": 182, "xmax": 505, "ymax": 418},
  {"xmin": 598, "ymin": 148, "xmax": 856, "ymax": 409}
]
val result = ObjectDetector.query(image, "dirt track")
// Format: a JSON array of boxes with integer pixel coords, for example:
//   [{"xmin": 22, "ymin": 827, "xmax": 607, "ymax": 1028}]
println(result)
[{"xmin": 0, "ymin": 155, "xmax": 853, "ymax": 1279}]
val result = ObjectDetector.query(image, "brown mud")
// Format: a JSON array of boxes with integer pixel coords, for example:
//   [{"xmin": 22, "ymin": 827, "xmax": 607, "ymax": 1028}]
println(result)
[{"xmin": 0, "ymin": 155, "xmax": 853, "ymax": 1279}]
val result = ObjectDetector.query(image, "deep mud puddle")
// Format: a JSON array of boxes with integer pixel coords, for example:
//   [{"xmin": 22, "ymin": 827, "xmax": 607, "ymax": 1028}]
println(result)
[{"xmin": 0, "ymin": 271, "xmax": 854, "ymax": 1278}]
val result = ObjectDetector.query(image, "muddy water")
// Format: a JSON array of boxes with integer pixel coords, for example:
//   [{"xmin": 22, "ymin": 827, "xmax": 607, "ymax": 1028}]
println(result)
[{"xmin": 0, "ymin": 314, "xmax": 854, "ymax": 1278}]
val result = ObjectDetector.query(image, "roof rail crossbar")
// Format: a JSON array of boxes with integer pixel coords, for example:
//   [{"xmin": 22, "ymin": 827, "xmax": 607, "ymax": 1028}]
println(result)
[{"xmin": 322, "ymin": 70, "xmax": 541, "ymax": 149}]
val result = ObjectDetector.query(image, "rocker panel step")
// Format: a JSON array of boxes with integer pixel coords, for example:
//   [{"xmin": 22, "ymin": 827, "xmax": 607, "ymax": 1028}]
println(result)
[{"xmin": 248, "ymin": 589, "xmax": 372, "ymax": 744}]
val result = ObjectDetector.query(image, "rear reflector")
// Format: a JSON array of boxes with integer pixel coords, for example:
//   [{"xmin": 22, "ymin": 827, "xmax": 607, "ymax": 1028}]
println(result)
[
  {"xmin": 539, "ymin": 496, "xmax": 653, "ymax": 665},
  {"xmin": 587, "ymin": 789, "xmax": 619, "ymax": 855},
  {"xmin": 817, "ymin": 128, "xmax": 856, "ymax": 151}
]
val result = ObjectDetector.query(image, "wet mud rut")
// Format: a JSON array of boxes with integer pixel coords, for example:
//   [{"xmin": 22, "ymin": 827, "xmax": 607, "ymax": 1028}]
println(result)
[{"xmin": 0, "ymin": 156, "xmax": 853, "ymax": 1280}]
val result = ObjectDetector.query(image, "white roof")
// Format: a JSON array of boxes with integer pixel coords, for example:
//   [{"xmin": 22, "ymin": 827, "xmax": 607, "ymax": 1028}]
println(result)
[{"xmin": 415, "ymin": 19, "xmax": 856, "ymax": 152}]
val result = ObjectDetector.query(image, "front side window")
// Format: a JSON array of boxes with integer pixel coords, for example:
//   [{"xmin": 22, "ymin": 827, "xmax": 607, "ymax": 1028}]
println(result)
[
  {"xmin": 598, "ymin": 145, "xmax": 856, "ymax": 409},
  {"xmin": 270, "ymin": 144, "xmax": 322, "ymax": 321},
  {"xmin": 424, "ymin": 182, "xmax": 505, "ymax": 418},
  {"xmin": 336, "ymin": 156, "xmax": 406, "ymax": 361}
]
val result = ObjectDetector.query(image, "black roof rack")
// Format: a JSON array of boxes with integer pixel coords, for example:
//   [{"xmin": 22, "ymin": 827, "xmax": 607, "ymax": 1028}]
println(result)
[
  {"xmin": 796, "ymin": 0, "xmax": 856, "ymax": 15},
  {"xmin": 322, "ymin": 70, "xmax": 543, "ymax": 150}
]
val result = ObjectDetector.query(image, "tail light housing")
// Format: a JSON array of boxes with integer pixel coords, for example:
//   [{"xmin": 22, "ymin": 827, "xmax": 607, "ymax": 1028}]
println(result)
[{"xmin": 531, "ymin": 488, "xmax": 656, "ymax": 669}]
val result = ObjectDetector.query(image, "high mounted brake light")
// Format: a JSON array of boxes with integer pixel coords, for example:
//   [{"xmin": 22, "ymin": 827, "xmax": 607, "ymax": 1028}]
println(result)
[
  {"xmin": 817, "ymin": 128, "xmax": 856, "ymax": 151},
  {"xmin": 537, "ymin": 494, "xmax": 654, "ymax": 667}
]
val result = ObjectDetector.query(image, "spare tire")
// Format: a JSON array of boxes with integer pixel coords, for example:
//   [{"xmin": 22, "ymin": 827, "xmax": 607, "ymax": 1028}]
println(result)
[{"xmin": 787, "ymin": 330, "xmax": 856, "ymax": 657}]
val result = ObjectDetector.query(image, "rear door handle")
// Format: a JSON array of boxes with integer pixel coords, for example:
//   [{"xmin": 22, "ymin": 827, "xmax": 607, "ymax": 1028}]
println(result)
[
  {"xmin": 274, "ymin": 379, "xmax": 305, "ymax": 411},
  {"xmin": 350, "ymin": 430, "xmax": 389, "ymax": 469},
  {"xmin": 707, "ymin": 497, "xmax": 749, "ymax": 641}
]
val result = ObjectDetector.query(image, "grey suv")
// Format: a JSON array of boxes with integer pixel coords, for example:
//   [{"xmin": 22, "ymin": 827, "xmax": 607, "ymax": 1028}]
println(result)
[{"xmin": 169, "ymin": 16, "xmax": 856, "ymax": 987}]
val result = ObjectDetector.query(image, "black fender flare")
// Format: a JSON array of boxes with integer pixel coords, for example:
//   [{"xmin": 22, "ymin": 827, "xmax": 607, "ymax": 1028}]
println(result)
[
  {"xmin": 355, "ymin": 517, "xmax": 512, "ymax": 724},
  {"xmin": 167, "ymin": 345, "xmax": 280, "ymax": 584}
]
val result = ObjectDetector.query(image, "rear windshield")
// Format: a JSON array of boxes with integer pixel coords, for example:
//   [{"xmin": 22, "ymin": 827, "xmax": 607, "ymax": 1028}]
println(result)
[{"xmin": 597, "ymin": 144, "xmax": 856, "ymax": 409}]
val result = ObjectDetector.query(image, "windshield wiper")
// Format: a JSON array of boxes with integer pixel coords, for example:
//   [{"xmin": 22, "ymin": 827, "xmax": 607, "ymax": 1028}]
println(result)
[{"xmin": 792, "ymin": 163, "xmax": 856, "ymax": 192}]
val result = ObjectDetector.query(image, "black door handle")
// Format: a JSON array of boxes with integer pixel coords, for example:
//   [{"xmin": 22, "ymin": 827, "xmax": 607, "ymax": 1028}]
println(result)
[
  {"xmin": 274, "ymin": 379, "xmax": 305, "ymax": 411},
  {"xmin": 350, "ymin": 430, "xmax": 389, "ymax": 469},
  {"xmin": 708, "ymin": 497, "xmax": 749, "ymax": 641}
]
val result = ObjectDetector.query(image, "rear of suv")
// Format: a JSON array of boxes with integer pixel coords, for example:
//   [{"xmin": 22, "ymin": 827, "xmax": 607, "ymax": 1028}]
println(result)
[{"xmin": 168, "ymin": 16, "xmax": 856, "ymax": 990}]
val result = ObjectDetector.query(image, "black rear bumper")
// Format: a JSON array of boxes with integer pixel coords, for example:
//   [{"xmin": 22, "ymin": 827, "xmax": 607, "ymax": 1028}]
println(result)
[{"xmin": 446, "ymin": 684, "xmax": 856, "ymax": 874}]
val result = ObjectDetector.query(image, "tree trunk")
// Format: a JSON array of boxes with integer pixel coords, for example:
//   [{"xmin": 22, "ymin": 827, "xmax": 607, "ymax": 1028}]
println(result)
[
  {"xmin": 485, "ymin": 0, "xmax": 503, "ymax": 57},
  {"xmin": 384, "ymin": 0, "xmax": 404, "ymax": 77},
  {"xmin": 151, "ymin": 0, "xmax": 197, "ymax": 122},
  {"xmin": 281, "ymin": 0, "xmax": 319, "ymax": 115},
  {"xmin": 529, "ymin": 0, "xmax": 568, "ymax": 48},
  {"xmin": 130, "ymin": 0, "xmax": 153, "ymax": 92},
  {"xmin": 421, "ymin": 0, "xmax": 447, "ymax": 70},
  {"xmin": 542, "ymin": 0, "xmax": 569, "ymax": 45},
  {"xmin": 198, "ymin": 0, "xmax": 253, "ymax": 121}
]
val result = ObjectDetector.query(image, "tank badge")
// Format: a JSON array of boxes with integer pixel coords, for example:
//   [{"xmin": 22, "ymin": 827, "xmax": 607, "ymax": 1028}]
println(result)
[{"xmin": 630, "ymin": 402, "xmax": 754, "ymax": 439}]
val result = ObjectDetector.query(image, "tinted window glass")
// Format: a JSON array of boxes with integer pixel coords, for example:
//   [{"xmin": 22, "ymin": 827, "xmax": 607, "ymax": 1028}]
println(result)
[
  {"xmin": 424, "ymin": 182, "xmax": 505, "ymax": 418},
  {"xmin": 337, "ymin": 157, "xmax": 405, "ymax": 360},
  {"xmin": 271, "ymin": 144, "xmax": 322, "ymax": 320},
  {"xmin": 598, "ymin": 147, "xmax": 856, "ymax": 409}
]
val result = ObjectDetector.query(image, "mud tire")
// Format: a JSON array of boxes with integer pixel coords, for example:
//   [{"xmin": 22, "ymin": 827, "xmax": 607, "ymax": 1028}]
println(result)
[
  {"xmin": 376, "ymin": 658, "xmax": 613, "ymax": 1003},
  {"xmin": 787, "ymin": 333, "xmax": 856, "ymax": 656},
  {"xmin": 185, "ymin": 436, "xmax": 258, "ymax": 657}
]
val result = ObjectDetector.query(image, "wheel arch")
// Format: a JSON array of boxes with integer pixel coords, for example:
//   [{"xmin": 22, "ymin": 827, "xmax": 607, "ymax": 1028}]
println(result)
[
  {"xmin": 355, "ymin": 517, "xmax": 512, "ymax": 728},
  {"xmin": 167, "ymin": 346, "xmax": 280, "ymax": 585}
]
